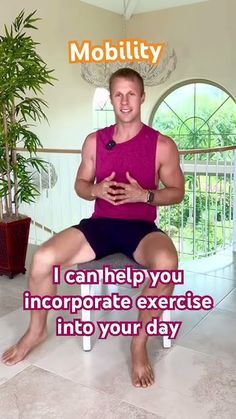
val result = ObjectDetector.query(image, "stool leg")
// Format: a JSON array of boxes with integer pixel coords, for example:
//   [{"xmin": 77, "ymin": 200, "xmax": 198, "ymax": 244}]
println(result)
[
  {"xmin": 81, "ymin": 284, "xmax": 91, "ymax": 351},
  {"xmin": 162, "ymin": 310, "xmax": 172, "ymax": 349}
]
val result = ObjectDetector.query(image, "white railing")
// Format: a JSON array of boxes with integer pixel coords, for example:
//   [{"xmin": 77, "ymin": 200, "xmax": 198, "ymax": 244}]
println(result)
[
  {"xmin": 18, "ymin": 149, "xmax": 92, "ymax": 243},
  {"xmin": 18, "ymin": 146, "xmax": 235, "ymax": 261},
  {"xmin": 159, "ymin": 146, "xmax": 235, "ymax": 260}
]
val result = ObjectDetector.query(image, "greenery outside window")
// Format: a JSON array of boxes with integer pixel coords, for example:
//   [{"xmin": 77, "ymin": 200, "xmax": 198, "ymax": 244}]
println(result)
[{"xmin": 150, "ymin": 80, "xmax": 235, "ymax": 259}]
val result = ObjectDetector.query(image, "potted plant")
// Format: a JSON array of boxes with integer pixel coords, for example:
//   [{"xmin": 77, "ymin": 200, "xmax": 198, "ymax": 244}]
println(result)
[{"xmin": 0, "ymin": 10, "xmax": 55, "ymax": 278}]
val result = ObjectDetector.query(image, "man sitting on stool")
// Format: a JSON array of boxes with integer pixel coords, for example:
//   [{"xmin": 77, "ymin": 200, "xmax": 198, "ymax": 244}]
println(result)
[{"xmin": 2, "ymin": 68, "xmax": 185, "ymax": 388}]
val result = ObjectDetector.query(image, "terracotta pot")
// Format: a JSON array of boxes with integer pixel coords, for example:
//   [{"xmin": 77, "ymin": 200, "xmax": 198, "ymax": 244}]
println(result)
[{"xmin": 0, "ymin": 216, "xmax": 31, "ymax": 279}]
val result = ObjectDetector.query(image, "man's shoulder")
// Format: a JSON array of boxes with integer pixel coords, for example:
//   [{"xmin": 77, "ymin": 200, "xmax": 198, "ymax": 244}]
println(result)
[
  {"xmin": 82, "ymin": 132, "xmax": 95, "ymax": 152},
  {"xmin": 156, "ymin": 133, "xmax": 179, "ymax": 164},
  {"xmin": 82, "ymin": 132, "xmax": 97, "ymax": 157},
  {"xmin": 158, "ymin": 133, "xmax": 178, "ymax": 150},
  {"xmin": 85, "ymin": 125, "xmax": 115, "ymax": 142},
  {"xmin": 85, "ymin": 131, "xmax": 97, "ymax": 143}
]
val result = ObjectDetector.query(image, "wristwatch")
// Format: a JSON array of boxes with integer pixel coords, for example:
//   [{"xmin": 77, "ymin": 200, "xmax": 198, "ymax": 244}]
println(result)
[{"xmin": 146, "ymin": 190, "xmax": 154, "ymax": 204}]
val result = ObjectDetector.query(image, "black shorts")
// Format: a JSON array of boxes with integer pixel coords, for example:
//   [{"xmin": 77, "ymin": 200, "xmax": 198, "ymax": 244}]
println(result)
[{"xmin": 72, "ymin": 217, "xmax": 165, "ymax": 260}]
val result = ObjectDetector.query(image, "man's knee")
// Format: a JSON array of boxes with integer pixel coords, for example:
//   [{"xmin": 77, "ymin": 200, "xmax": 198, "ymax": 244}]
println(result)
[
  {"xmin": 31, "ymin": 245, "xmax": 56, "ymax": 277},
  {"xmin": 150, "ymin": 245, "xmax": 178, "ymax": 270}
]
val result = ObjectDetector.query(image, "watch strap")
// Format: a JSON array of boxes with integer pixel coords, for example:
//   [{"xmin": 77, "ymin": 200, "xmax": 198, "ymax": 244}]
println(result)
[{"xmin": 146, "ymin": 190, "xmax": 154, "ymax": 204}]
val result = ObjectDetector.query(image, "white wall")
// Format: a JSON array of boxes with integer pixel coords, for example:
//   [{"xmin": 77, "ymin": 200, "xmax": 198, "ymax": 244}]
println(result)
[
  {"xmin": 0, "ymin": 0, "xmax": 122, "ymax": 149},
  {"xmin": 1, "ymin": 0, "xmax": 235, "ymax": 147}
]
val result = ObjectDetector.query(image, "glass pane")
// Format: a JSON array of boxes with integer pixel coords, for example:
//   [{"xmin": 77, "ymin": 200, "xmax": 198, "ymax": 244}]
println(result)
[
  {"xmin": 93, "ymin": 88, "xmax": 112, "ymax": 110},
  {"xmin": 151, "ymin": 81, "xmax": 235, "ymax": 149},
  {"xmin": 206, "ymin": 97, "xmax": 236, "ymax": 147},
  {"xmin": 164, "ymin": 84, "xmax": 195, "ymax": 120},
  {"xmin": 152, "ymin": 101, "xmax": 183, "ymax": 134},
  {"xmin": 196, "ymin": 83, "xmax": 229, "ymax": 121}
]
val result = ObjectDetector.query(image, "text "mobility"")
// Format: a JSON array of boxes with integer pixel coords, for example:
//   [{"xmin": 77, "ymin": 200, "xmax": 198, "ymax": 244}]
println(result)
[{"xmin": 68, "ymin": 39, "xmax": 165, "ymax": 64}]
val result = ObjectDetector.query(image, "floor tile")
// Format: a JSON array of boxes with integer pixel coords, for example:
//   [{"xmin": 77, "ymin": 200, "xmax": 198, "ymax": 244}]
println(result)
[
  {"xmin": 217, "ymin": 289, "xmax": 236, "ymax": 313},
  {"xmin": 1, "ymin": 243, "xmax": 235, "ymax": 419},
  {"xmin": 171, "ymin": 271, "xmax": 235, "ymax": 338},
  {"xmin": 0, "ymin": 288, "xmax": 22, "ymax": 318},
  {"xmin": 29, "ymin": 327, "xmax": 171, "ymax": 398},
  {"xmin": 179, "ymin": 308, "xmax": 236, "ymax": 364},
  {"xmin": 0, "ymin": 366, "xmax": 163, "ymax": 419},
  {"xmin": 124, "ymin": 382, "xmax": 218, "ymax": 419},
  {"xmin": 0, "ymin": 359, "xmax": 30, "ymax": 387},
  {"xmin": 123, "ymin": 344, "xmax": 236, "ymax": 418},
  {"xmin": 182, "ymin": 252, "xmax": 236, "ymax": 282},
  {"xmin": 153, "ymin": 345, "xmax": 236, "ymax": 399}
]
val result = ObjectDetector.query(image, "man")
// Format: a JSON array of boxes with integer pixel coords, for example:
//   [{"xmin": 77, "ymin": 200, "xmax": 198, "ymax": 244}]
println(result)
[{"xmin": 2, "ymin": 68, "xmax": 184, "ymax": 388}]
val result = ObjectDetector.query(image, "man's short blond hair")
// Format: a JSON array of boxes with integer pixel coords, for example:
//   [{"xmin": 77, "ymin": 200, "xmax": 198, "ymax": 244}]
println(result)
[{"xmin": 109, "ymin": 68, "xmax": 144, "ymax": 96}]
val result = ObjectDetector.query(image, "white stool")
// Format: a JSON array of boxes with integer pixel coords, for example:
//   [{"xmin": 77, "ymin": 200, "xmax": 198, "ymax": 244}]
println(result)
[{"xmin": 77, "ymin": 253, "xmax": 172, "ymax": 351}]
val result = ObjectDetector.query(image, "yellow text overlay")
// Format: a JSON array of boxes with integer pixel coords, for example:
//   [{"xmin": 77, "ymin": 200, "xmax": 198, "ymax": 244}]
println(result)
[{"xmin": 68, "ymin": 39, "xmax": 165, "ymax": 64}]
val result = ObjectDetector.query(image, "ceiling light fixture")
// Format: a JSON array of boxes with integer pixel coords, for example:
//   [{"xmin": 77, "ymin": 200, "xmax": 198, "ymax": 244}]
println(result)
[{"xmin": 81, "ymin": 0, "xmax": 177, "ymax": 88}]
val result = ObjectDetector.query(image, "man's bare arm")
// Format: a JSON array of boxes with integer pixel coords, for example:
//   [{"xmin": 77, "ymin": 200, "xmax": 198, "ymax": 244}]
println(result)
[
  {"xmin": 74, "ymin": 133, "xmax": 118, "ymax": 203},
  {"xmin": 152, "ymin": 135, "xmax": 185, "ymax": 206},
  {"xmin": 74, "ymin": 133, "xmax": 97, "ymax": 200}
]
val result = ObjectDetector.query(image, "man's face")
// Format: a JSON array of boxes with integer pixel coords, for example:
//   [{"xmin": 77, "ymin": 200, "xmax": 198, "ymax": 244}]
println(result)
[{"xmin": 110, "ymin": 77, "xmax": 145, "ymax": 124}]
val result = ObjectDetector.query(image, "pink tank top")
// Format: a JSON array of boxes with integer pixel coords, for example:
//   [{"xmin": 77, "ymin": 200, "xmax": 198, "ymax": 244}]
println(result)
[{"xmin": 92, "ymin": 124, "xmax": 159, "ymax": 222}]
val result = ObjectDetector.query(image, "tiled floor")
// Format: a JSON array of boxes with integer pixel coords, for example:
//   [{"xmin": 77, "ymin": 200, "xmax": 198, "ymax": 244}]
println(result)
[{"xmin": 0, "ymin": 245, "xmax": 236, "ymax": 419}]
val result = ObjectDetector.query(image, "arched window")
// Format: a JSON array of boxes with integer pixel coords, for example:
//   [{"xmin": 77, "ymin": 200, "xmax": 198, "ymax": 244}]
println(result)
[
  {"xmin": 150, "ymin": 80, "xmax": 236, "ymax": 150},
  {"xmin": 150, "ymin": 80, "xmax": 235, "ymax": 260},
  {"xmin": 92, "ymin": 88, "xmax": 115, "ymax": 130}
]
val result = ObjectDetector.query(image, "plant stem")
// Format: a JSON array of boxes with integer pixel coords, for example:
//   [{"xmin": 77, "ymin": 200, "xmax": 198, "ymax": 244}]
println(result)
[
  {"xmin": 12, "ymin": 149, "xmax": 18, "ymax": 217},
  {"xmin": 2, "ymin": 105, "xmax": 12, "ymax": 216},
  {"xmin": 2, "ymin": 174, "xmax": 10, "ymax": 215},
  {"xmin": 0, "ymin": 195, "xmax": 3, "ymax": 219},
  {"xmin": 11, "ymin": 102, "xmax": 19, "ymax": 217}
]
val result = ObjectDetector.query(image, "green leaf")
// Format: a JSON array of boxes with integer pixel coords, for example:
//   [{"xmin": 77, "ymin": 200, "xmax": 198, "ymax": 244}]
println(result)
[
  {"xmin": 4, "ymin": 24, "xmax": 11, "ymax": 38},
  {"xmin": 24, "ymin": 24, "xmax": 38, "ymax": 30},
  {"xmin": 0, "ymin": 10, "xmax": 56, "ymax": 210}
]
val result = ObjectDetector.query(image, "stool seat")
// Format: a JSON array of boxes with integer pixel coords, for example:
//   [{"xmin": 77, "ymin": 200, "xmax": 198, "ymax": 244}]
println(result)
[
  {"xmin": 77, "ymin": 253, "xmax": 171, "ymax": 351},
  {"xmin": 77, "ymin": 253, "xmax": 145, "ymax": 269}
]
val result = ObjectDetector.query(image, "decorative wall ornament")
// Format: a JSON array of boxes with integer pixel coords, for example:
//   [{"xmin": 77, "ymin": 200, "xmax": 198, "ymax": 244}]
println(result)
[
  {"xmin": 81, "ymin": 43, "xmax": 177, "ymax": 88},
  {"xmin": 30, "ymin": 160, "xmax": 58, "ymax": 192}
]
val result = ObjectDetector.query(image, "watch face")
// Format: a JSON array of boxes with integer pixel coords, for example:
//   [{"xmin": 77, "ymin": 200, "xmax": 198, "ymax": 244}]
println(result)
[{"xmin": 148, "ymin": 191, "xmax": 154, "ymax": 203}]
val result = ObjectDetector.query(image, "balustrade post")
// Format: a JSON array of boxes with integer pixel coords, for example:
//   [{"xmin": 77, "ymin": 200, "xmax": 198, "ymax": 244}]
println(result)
[{"xmin": 233, "ymin": 150, "xmax": 236, "ymax": 252}]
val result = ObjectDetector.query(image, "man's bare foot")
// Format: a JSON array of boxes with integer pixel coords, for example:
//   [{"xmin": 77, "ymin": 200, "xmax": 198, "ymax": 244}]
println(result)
[
  {"xmin": 130, "ymin": 338, "xmax": 155, "ymax": 388},
  {"xmin": 1, "ymin": 329, "xmax": 47, "ymax": 366}
]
